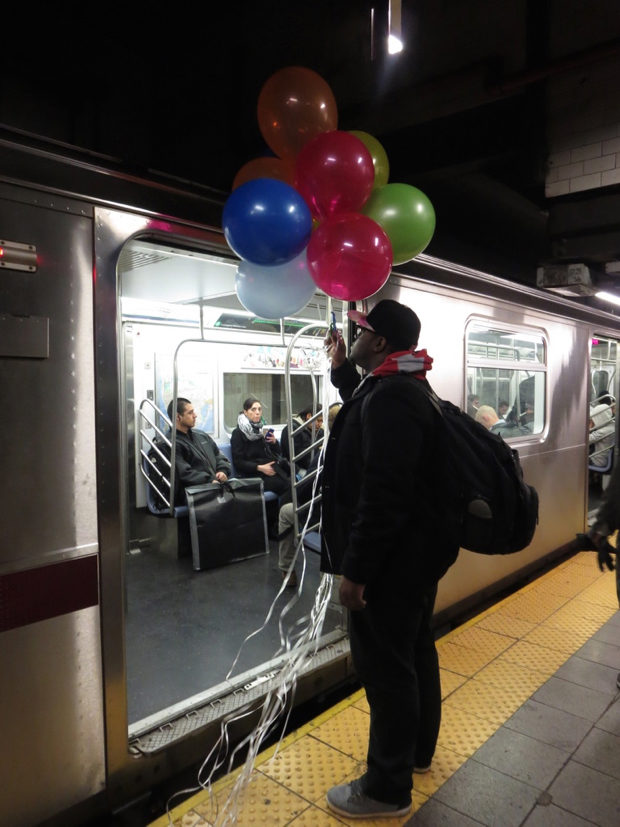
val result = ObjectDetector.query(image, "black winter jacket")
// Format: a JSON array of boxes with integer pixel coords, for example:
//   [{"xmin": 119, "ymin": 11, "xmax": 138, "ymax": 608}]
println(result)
[
  {"xmin": 173, "ymin": 429, "xmax": 231, "ymax": 501},
  {"xmin": 230, "ymin": 427, "xmax": 287, "ymax": 478},
  {"xmin": 320, "ymin": 359, "xmax": 459, "ymax": 588},
  {"xmin": 281, "ymin": 416, "xmax": 323, "ymax": 470}
]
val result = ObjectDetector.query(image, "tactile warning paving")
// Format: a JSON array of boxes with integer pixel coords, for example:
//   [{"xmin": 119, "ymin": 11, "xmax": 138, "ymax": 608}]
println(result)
[
  {"xmin": 499, "ymin": 638, "xmax": 570, "ymax": 674},
  {"xmin": 444, "ymin": 677, "xmax": 533, "ymax": 727},
  {"xmin": 413, "ymin": 744, "xmax": 468, "ymax": 796},
  {"xmin": 523, "ymin": 624, "xmax": 593, "ymax": 653},
  {"xmin": 579, "ymin": 578, "xmax": 620, "ymax": 608},
  {"xmin": 170, "ymin": 812, "xmax": 209, "ymax": 827},
  {"xmin": 436, "ymin": 703, "xmax": 497, "ymax": 756},
  {"xmin": 194, "ymin": 771, "xmax": 309, "ymax": 825},
  {"xmin": 500, "ymin": 590, "xmax": 569, "ymax": 623},
  {"xmin": 473, "ymin": 657, "xmax": 548, "ymax": 691},
  {"xmin": 309, "ymin": 706, "xmax": 369, "ymax": 762},
  {"xmin": 287, "ymin": 805, "xmax": 345, "ymax": 824},
  {"xmin": 446, "ymin": 625, "xmax": 515, "ymax": 657},
  {"xmin": 440, "ymin": 668, "xmax": 468, "ymax": 698},
  {"xmin": 545, "ymin": 599, "xmax": 616, "ymax": 633},
  {"xmin": 476, "ymin": 612, "xmax": 537, "ymax": 638},
  {"xmin": 261, "ymin": 734, "xmax": 360, "ymax": 801},
  {"xmin": 352, "ymin": 695, "xmax": 369, "ymax": 714},
  {"xmin": 437, "ymin": 641, "xmax": 500, "ymax": 676}
]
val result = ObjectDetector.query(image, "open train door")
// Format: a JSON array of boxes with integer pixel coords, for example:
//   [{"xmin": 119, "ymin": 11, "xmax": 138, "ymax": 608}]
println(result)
[{"xmin": 587, "ymin": 335, "xmax": 619, "ymax": 524}]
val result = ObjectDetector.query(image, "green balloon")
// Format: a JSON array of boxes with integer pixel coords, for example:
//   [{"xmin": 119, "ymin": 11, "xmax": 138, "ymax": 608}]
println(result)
[
  {"xmin": 348, "ymin": 130, "xmax": 390, "ymax": 189},
  {"xmin": 361, "ymin": 183, "xmax": 436, "ymax": 264}
]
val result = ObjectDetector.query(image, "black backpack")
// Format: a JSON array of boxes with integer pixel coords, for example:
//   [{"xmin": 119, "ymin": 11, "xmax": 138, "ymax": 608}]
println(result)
[{"xmin": 420, "ymin": 385, "xmax": 539, "ymax": 555}]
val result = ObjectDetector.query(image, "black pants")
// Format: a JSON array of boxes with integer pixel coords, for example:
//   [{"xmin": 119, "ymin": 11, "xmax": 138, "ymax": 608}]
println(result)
[{"xmin": 348, "ymin": 580, "xmax": 440, "ymax": 806}]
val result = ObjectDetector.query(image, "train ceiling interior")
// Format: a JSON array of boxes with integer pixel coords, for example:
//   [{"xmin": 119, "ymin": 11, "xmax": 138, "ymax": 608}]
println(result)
[{"xmin": 4, "ymin": 2, "xmax": 620, "ymax": 311}]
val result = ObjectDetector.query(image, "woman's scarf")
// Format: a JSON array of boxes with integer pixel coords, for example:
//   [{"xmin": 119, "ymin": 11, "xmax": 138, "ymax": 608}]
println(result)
[{"xmin": 236, "ymin": 412, "xmax": 263, "ymax": 441}]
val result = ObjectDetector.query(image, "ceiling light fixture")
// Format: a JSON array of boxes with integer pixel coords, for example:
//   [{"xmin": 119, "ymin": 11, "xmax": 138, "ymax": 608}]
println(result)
[
  {"xmin": 595, "ymin": 290, "xmax": 620, "ymax": 307},
  {"xmin": 388, "ymin": 0, "xmax": 403, "ymax": 54}
]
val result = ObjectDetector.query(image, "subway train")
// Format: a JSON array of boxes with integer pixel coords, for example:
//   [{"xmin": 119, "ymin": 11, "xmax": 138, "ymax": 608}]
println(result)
[{"xmin": 1, "ymin": 139, "xmax": 620, "ymax": 827}]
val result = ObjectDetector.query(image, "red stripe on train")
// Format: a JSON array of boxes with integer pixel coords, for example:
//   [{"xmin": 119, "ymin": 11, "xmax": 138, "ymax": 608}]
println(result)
[{"xmin": 0, "ymin": 556, "xmax": 99, "ymax": 632}]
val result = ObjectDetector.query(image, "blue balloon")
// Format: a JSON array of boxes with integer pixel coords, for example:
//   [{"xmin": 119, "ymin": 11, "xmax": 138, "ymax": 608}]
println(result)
[
  {"xmin": 223, "ymin": 178, "xmax": 312, "ymax": 265},
  {"xmin": 236, "ymin": 249, "xmax": 317, "ymax": 319}
]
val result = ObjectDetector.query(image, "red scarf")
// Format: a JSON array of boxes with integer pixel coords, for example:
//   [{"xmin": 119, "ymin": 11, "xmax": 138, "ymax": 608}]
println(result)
[{"xmin": 371, "ymin": 349, "xmax": 433, "ymax": 379}]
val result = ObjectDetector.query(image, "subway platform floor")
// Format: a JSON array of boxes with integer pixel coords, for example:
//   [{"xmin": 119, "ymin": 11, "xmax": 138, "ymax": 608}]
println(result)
[{"xmin": 149, "ymin": 551, "xmax": 620, "ymax": 826}]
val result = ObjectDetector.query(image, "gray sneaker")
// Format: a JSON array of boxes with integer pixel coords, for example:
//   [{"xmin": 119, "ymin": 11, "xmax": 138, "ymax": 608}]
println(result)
[{"xmin": 326, "ymin": 777, "xmax": 411, "ymax": 819}]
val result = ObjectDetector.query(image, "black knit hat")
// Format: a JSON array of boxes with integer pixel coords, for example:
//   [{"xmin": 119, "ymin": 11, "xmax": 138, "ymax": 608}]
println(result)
[{"xmin": 348, "ymin": 300, "xmax": 421, "ymax": 351}]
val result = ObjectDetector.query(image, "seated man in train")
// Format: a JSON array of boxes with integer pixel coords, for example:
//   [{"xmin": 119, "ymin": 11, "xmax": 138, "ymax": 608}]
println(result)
[
  {"xmin": 280, "ymin": 405, "xmax": 324, "ymax": 474},
  {"xmin": 166, "ymin": 397, "xmax": 231, "ymax": 503}
]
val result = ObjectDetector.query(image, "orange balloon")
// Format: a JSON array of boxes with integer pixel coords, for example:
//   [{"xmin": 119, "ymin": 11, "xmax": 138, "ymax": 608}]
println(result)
[
  {"xmin": 257, "ymin": 66, "xmax": 338, "ymax": 160},
  {"xmin": 232, "ymin": 157, "xmax": 295, "ymax": 190}
]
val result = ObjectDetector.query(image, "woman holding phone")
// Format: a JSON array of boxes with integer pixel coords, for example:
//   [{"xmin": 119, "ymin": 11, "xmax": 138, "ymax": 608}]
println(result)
[{"xmin": 231, "ymin": 396, "xmax": 292, "ymax": 511}]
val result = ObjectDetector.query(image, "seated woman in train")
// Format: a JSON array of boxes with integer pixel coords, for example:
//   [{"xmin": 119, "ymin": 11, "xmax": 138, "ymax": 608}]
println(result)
[{"xmin": 231, "ymin": 396, "xmax": 292, "ymax": 501}]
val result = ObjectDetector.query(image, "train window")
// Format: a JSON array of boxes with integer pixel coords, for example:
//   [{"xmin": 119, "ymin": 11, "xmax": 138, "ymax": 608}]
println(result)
[
  {"xmin": 223, "ymin": 373, "xmax": 322, "ymax": 431},
  {"xmin": 466, "ymin": 322, "xmax": 547, "ymax": 436},
  {"xmin": 590, "ymin": 337, "xmax": 617, "ymax": 404}
]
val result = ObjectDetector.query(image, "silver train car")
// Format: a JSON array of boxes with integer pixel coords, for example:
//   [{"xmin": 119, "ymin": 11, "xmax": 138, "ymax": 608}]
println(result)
[{"xmin": 1, "ymin": 141, "xmax": 619, "ymax": 826}]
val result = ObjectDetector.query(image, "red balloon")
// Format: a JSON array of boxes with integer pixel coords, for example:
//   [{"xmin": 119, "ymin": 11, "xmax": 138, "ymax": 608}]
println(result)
[
  {"xmin": 257, "ymin": 66, "xmax": 338, "ymax": 160},
  {"xmin": 306, "ymin": 213, "xmax": 393, "ymax": 301},
  {"xmin": 295, "ymin": 131, "xmax": 375, "ymax": 220},
  {"xmin": 232, "ymin": 157, "xmax": 295, "ymax": 190}
]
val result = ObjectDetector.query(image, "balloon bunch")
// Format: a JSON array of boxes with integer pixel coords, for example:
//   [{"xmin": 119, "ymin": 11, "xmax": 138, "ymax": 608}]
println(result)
[{"xmin": 223, "ymin": 66, "xmax": 436, "ymax": 318}]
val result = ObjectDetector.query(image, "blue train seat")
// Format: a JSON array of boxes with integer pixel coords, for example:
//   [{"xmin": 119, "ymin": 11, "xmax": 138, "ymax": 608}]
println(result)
[
  {"xmin": 589, "ymin": 446, "xmax": 614, "ymax": 474},
  {"xmin": 302, "ymin": 530, "xmax": 321, "ymax": 554},
  {"xmin": 142, "ymin": 454, "xmax": 188, "ymax": 518}
]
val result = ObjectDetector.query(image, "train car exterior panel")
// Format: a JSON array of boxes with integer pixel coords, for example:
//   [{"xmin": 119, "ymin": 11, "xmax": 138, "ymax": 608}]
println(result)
[
  {"xmin": 0, "ymin": 184, "xmax": 105, "ymax": 825},
  {"xmin": 0, "ymin": 607, "xmax": 105, "ymax": 827}
]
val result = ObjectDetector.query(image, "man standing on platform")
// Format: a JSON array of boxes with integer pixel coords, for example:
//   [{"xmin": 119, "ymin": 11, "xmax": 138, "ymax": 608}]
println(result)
[{"xmin": 321, "ymin": 300, "xmax": 459, "ymax": 820}]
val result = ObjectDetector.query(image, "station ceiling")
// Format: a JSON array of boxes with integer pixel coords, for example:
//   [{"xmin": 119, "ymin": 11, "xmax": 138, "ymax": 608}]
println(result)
[{"xmin": 3, "ymin": 2, "xmax": 620, "ymax": 309}]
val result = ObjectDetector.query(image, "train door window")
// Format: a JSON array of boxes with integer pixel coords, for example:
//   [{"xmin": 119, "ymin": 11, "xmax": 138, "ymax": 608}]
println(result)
[
  {"xmin": 588, "ymin": 336, "xmax": 618, "ymax": 516},
  {"xmin": 590, "ymin": 336, "xmax": 617, "ymax": 405},
  {"xmin": 466, "ymin": 321, "xmax": 547, "ymax": 436}
]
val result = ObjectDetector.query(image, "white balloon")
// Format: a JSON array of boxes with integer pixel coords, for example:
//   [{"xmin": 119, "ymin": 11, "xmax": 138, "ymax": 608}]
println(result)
[{"xmin": 236, "ymin": 248, "xmax": 317, "ymax": 319}]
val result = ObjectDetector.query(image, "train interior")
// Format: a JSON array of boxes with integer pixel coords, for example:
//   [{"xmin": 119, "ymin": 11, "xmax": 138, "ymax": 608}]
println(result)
[{"xmin": 119, "ymin": 239, "xmax": 347, "ymax": 734}]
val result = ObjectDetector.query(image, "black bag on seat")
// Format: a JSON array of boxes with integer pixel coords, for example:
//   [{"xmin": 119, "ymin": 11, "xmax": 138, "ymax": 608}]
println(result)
[{"xmin": 185, "ymin": 478, "xmax": 268, "ymax": 571}]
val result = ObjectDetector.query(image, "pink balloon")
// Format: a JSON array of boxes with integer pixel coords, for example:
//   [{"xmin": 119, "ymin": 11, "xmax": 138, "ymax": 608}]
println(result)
[
  {"xmin": 306, "ymin": 213, "xmax": 393, "ymax": 301},
  {"xmin": 295, "ymin": 131, "xmax": 375, "ymax": 220}
]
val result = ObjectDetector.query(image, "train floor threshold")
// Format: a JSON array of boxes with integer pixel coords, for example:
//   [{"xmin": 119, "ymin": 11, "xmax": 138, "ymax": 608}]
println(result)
[{"xmin": 148, "ymin": 551, "xmax": 620, "ymax": 826}]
